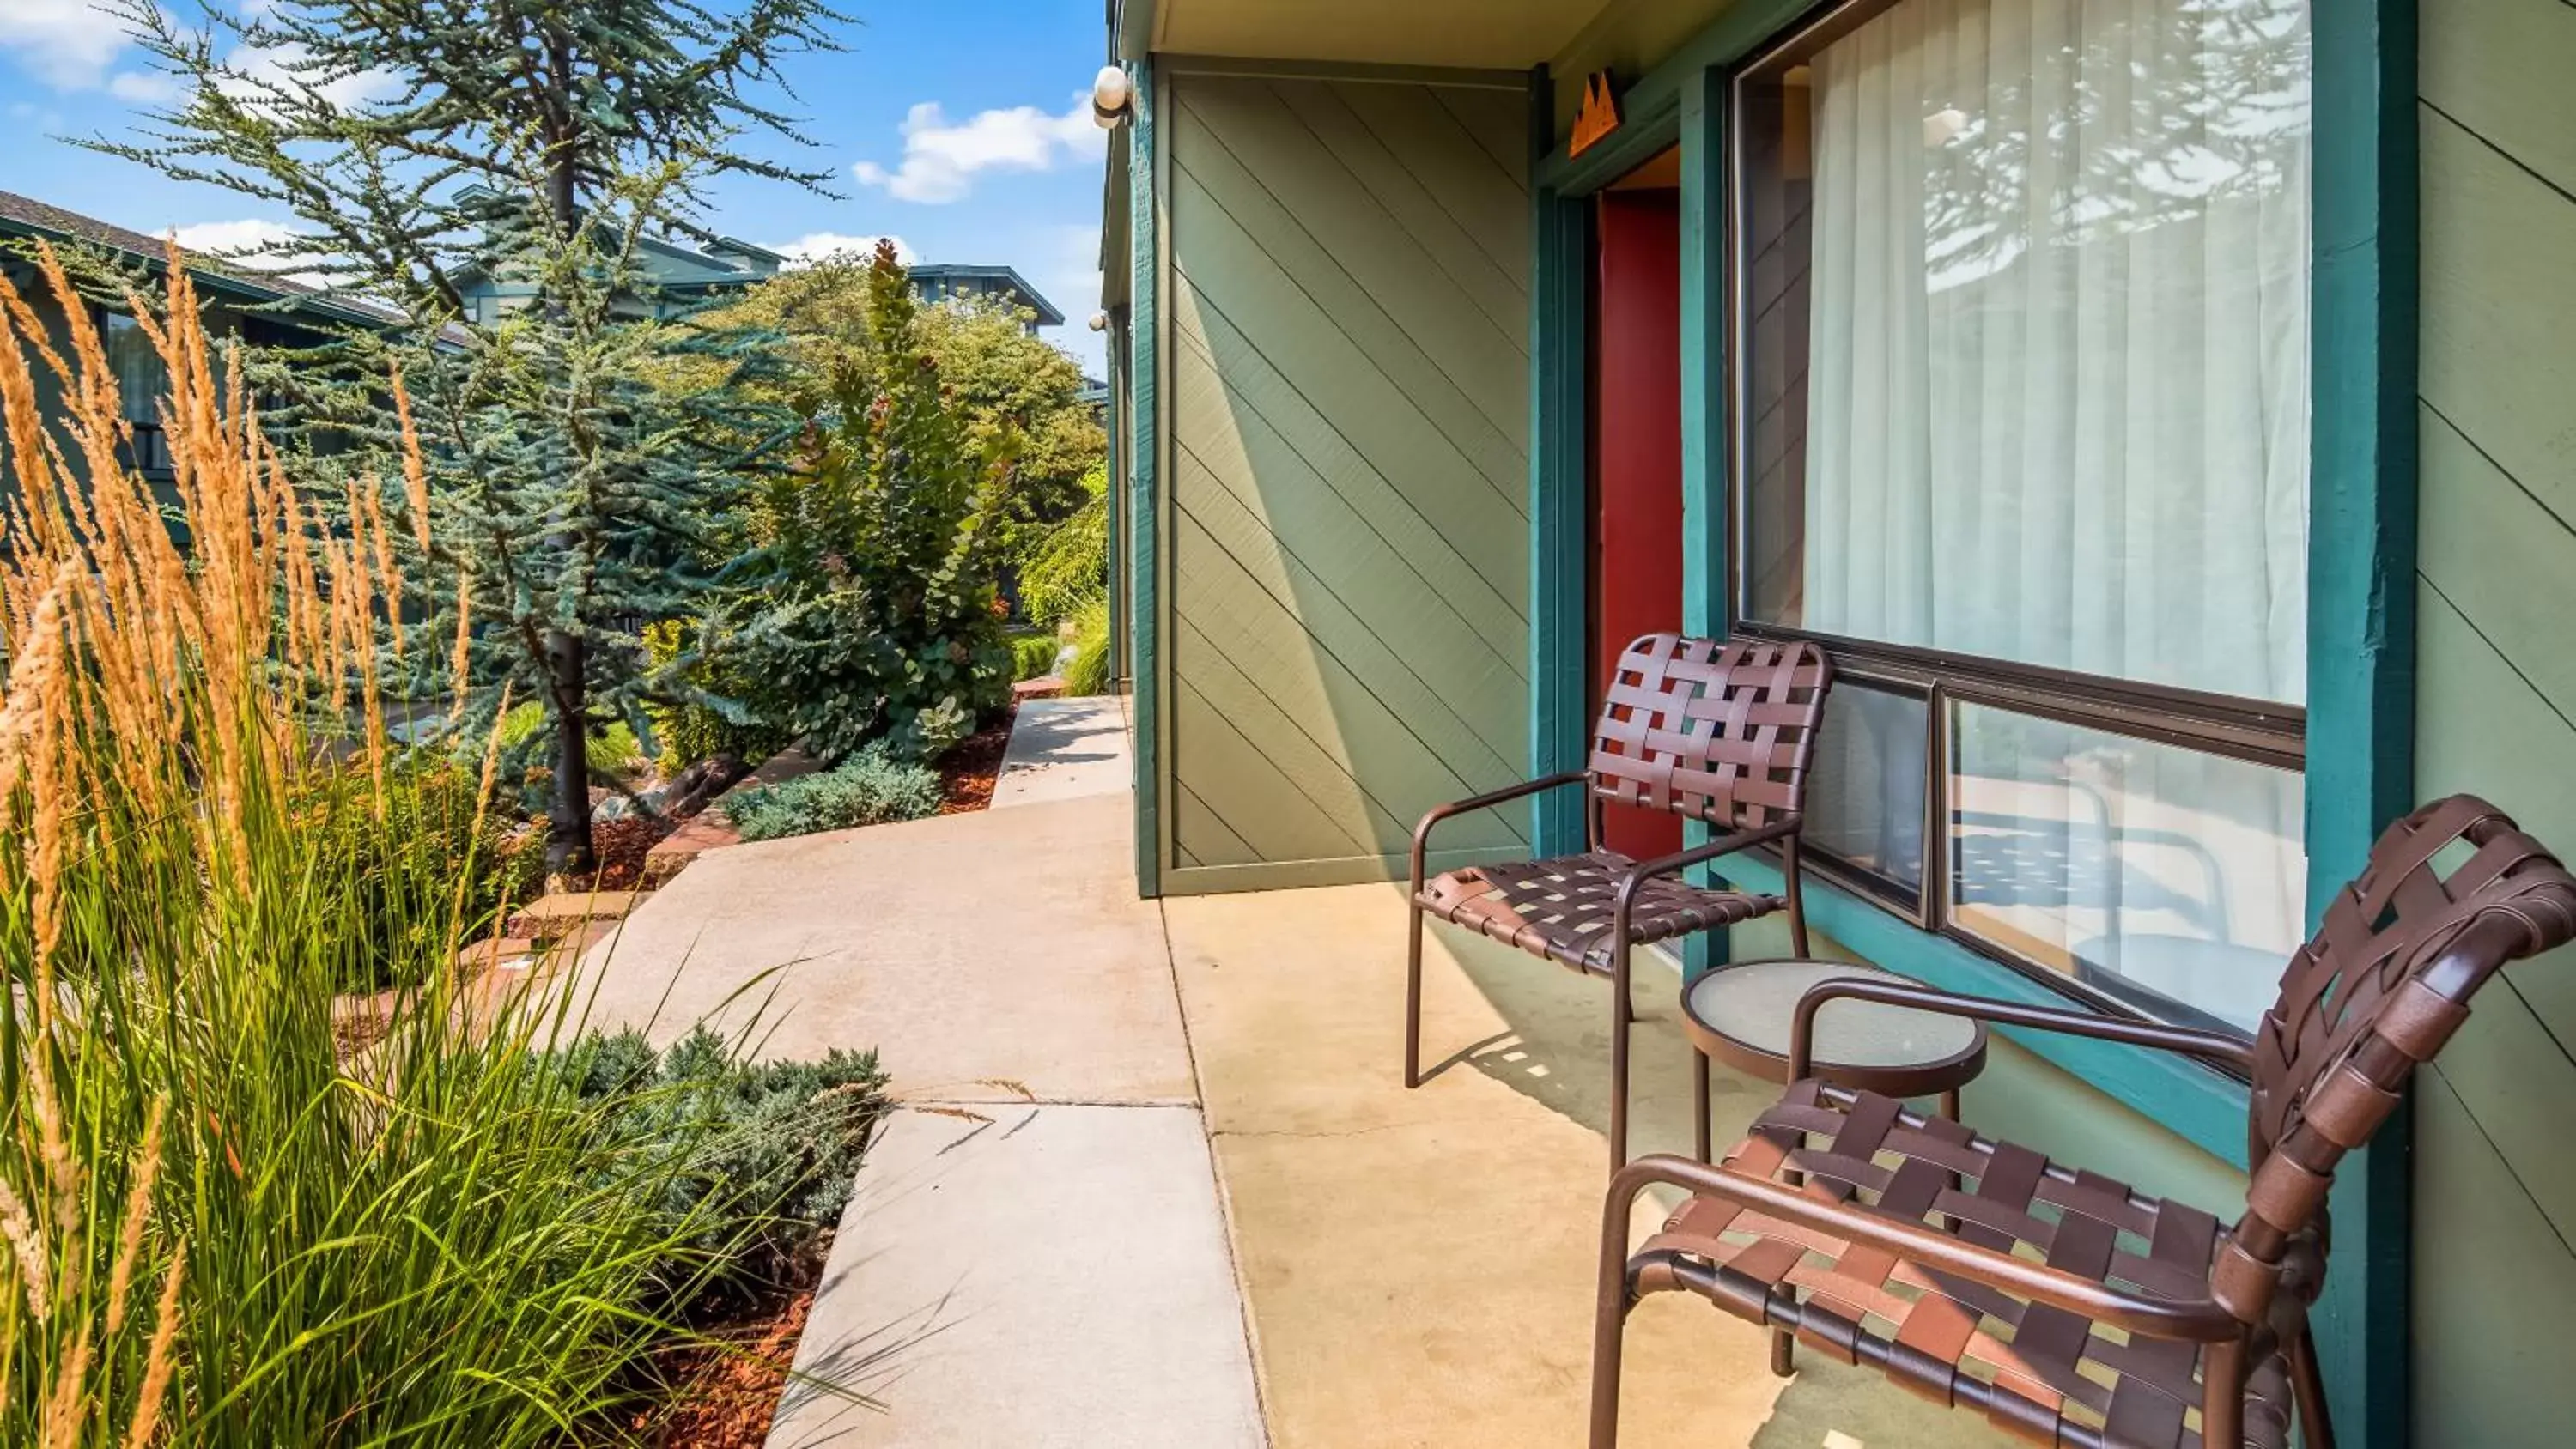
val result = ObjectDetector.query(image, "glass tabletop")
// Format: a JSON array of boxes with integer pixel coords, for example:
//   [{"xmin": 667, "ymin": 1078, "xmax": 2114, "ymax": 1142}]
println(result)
[{"xmin": 1683, "ymin": 959, "xmax": 1981, "ymax": 1070}]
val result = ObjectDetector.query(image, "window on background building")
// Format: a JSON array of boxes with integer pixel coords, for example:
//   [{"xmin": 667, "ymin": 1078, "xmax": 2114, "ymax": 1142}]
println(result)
[
  {"xmin": 1732, "ymin": 0, "xmax": 2312, "ymax": 1037},
  {"xmin": 100, "ymin": 310, "xmax": 173, "ymax": 473}
]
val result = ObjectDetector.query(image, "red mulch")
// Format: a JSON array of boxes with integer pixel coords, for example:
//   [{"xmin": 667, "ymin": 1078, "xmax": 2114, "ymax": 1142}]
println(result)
[
  {"xmin": 629, "ymin": 1286, "xmax": 816, "ymax": 1448},
  {"xmin": 936, "ymin": 702, "xmax": 1016, "ymax": 815},
  {"xmin": 555, "ymin": 814, "xmax": 679, "ymax": 892}
]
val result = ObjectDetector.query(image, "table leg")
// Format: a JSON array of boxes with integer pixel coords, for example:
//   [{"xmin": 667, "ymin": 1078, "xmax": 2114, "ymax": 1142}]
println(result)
[
  {"xmin": 1939, "ymin": 1086, "xmax": 1961, "ymax": 1121},
  {"xmin": 1692, "ymin": 1049, "xmax": 1712, "ymax": 1163}
]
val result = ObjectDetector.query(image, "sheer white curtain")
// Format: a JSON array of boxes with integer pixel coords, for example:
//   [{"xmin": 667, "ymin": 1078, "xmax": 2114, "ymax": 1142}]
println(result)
[
  {"xmin": 1803, "ymin": 0, "xmax": 2310, "ymax": 705},
  {"xmin": 1800, "ymin": 0, "xmax": 2312, "ymax": 1029}
]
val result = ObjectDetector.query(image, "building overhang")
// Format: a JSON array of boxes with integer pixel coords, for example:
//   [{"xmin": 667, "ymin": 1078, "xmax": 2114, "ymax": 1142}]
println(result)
[{"xmin": 1117, "ymin": 0, "xmax": 1621, "ymax": 70}]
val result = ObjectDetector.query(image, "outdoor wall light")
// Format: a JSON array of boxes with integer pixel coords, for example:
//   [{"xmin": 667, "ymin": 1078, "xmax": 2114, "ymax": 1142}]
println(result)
[
  {"xmin": 1091, "ymin": 65, "xmax": 1133, "ymax": 129},
  {"xmin": 1088, "ymin": 312, "xmax": 1110, "ymax": 332}
]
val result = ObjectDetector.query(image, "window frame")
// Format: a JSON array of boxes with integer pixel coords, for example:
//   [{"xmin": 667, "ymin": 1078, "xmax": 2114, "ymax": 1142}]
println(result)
[{"xmin": 1717, "ymin": 0, "xmax": 2312, "ymax": 1047}]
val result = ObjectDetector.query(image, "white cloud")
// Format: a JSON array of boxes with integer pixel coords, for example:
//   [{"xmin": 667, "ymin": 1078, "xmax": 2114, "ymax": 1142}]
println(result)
[
  {"xmin": 1, "ymin": 3, "xmax": 394, "ymax": 115},
  {"xmin": 171, "ymin": 217, "xmax": 301, "ymax": 254},
  {"xmin": 222, "ymin": 40, "xmax": 402, "ymax": 112},
  {"xmin": 852, "ymin": 95, "xmax": 1103, "ymax": 205},
  {"xmin": 171, "ymin": 218, "xmax": 331, "ymax": 287},
  {"xmin": 108, "ymin": 68, "xmax": 185, "ymax": 104},
  {"xmin": 0, "ymin": 0, "xmax": 129, "ymax": 88},
  {"xmin": 764, "ymin": 232, "xmax": 917, "ymax": 268}
]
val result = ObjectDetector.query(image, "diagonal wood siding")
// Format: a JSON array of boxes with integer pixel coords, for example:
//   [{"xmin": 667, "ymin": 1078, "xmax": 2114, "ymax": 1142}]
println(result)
[
  {"xmin": 1163, "ymin": 70, "xmax": 1532, "ymax": 888},
  {"xmin": 2412, "ymin": 2, "xmax": 2576, "ymax": 1439}
]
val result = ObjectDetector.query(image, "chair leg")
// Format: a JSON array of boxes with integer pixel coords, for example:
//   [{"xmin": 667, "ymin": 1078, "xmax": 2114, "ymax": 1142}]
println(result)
[
  {"xmin": 1692, "ymin": 1047, "xmax": 1712, "ymax": 1163},
  {"xmin": 2289, "ymin": 1327, "xmax": 2336, "ymax": 1449},
  {"xmin": 1769, "ymin": 1326, "xmax": 1795, "ymax": 1378},
  {"xmin": 1608, "ymin": 938, "xmax": 1632, "ymax": 1170},
  {"xmin": 2203, "ymin": 1338, "xmax": 2247, "ymax": 1449},
  {"xmin": 1404, "ymin": 900, "xmax": 1425, "ymax": 1089},
  {"xmin": 1589, "ymin": 1285, "xmax": 1630, "ymax": 1449},
  {"xmin": 1783, "ymin": 835, "xmax": 1814, "ymax": 958},
  {"xmin": 1591, "ymin": 1161, "xmax": 1652, "ymax": 1449}
]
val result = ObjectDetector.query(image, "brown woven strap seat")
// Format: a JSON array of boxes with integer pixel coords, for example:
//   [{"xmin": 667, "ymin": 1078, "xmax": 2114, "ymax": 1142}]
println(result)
[
  {"xmin": 1641, "ymin": 1080, "xmax": 2292, "ymax": 1449},
  {"xmin": 1418, "ymin": 851, "xmax": 1787, "ymax": 974}
]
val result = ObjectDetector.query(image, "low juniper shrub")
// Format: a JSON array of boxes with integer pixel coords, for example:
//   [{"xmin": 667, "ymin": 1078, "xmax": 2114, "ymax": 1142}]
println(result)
[
  {"xmin": 725, "ymin": 743, "xmax": 945, "ymax": 841},
  {"xmin": 558, "ymin": 1028, "xmax": 891, "ymax": 1310}
]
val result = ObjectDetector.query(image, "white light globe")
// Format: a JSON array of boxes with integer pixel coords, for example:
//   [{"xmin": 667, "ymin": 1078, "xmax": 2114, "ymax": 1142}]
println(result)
[{"xmin": 1091, "ymin": 64, "xmax": 1133, "ymax": 129}]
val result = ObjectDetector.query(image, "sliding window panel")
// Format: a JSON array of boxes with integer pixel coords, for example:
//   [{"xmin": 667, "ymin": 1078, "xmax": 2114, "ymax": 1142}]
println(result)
[
  {"xmin": 1946, "ymin": 700, "xmax": 2304, "ymax": 1037},
  {"xmin": 1801, "ymin": 677, "xmax": 1929, "ymax": 913}
]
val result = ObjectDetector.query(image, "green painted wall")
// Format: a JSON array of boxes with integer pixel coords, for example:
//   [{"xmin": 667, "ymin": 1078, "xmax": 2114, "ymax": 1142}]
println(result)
[
  {"xmin": 1160, "ymin": 70, "xmax": 1535, "ymax": 892},
  {"xmin": 2411, "ymin": 3, "xmax": 2576, "ymax": 1440}
]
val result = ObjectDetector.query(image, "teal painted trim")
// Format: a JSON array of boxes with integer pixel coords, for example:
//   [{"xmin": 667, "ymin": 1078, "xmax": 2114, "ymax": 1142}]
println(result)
[
  {"xmin": 1113, "ymin": 0, "xmax": 1154, "ymax": 62},
  {"xmin": 2306, "ymin": 2, "xmax": 2418, "ymax": 1442},
  {"xmin": 1127, "ymin": 58, "xmax": 1163, "ymax": 900},
  {"xmin": 1678, "ymin": 64, "xmax": 1728, "ymax": 980},
  {"xmin": 1531, "ymin": 0, "xmax": 1815, "ymax": 193},
  {"xmin": 1104, "ymin": 366, "xmax": 1123, "ymax": 685},
  {"xmin": 1528, "ymin": 64, "xmax": 1589, "ymax": 858},
  {"xmin": 1716, "ymin": 854, "xmax": 2252, "ymax": 1166},
  {"xmin": 1551, "ymin": 103, "xmax": 1681, "ymax": 199}
]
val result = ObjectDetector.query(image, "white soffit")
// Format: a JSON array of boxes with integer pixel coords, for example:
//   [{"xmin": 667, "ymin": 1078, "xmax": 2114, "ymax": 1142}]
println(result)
[{"xmin": 1153, "ymin": 0, "xmax": 1619, "ymax": 70}]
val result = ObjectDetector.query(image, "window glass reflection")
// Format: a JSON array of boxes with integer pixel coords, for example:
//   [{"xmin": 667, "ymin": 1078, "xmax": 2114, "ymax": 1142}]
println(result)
[{"xmin": 1947, "ymin": 702, "xmax": 2302, "ymax": 1034}]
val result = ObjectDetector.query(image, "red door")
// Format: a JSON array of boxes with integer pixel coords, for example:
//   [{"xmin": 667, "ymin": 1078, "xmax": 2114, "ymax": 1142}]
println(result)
[{"xmin": 1589, "ymin": 189, "xmax": 1686, "ymax": 861}]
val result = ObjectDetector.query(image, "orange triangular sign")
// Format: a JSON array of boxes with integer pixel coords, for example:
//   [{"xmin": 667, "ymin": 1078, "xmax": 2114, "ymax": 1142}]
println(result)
[{"xmin": 1570, "ymin": 71, "xmax": 1621, "ymax": 159}]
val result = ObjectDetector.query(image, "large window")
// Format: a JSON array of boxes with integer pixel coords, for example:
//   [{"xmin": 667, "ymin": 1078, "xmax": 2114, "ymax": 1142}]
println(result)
[{"xmin": 1729, "ymin": 0, "xmax": 2312, "ymax": 1037}]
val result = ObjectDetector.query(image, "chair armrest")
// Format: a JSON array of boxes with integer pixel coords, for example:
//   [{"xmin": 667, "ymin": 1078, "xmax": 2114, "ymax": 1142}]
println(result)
[
  {"xmin": 1601, "ymin": 1153, "xmax": 2244, "ymax": 1343},
  {"xmin": 1608, "ymin": 818, "xmax": 1804, "ymax": 932},
  {"xmin": 1786, "ymin": 977, "xmax": 2254, "ymax": 1084},
  {"xmin": 1409, "ymin": 772, "xmax": 1590, "ymax": 886}
]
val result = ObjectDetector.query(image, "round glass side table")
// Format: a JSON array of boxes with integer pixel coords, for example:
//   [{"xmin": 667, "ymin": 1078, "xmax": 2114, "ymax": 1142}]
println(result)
[{"xmin": 1678, "ymin": 958, "xmax": 1989, "ymax": 1161}]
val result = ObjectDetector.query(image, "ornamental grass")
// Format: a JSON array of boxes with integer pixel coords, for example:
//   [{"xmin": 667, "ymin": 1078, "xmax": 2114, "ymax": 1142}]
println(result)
[{"xmin": 0, "ymin": 245, "xmax": 811, "ymax": 1444}]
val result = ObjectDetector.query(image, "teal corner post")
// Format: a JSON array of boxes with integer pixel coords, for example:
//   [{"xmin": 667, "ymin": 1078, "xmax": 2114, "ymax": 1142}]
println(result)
[
  {"xmin": 1676, "ymin": 64, "xmax": 1728, "ymax": 980},
  {"xmin": 1127, "ymin": 58, "xmax": 1163, "ymax": 900},
  {"xmin": 1528, "ymin": 63, "xmax": 1590, "ymax": 859},
  {"xmin": 2306, "ymin": 2, "xmax": 2420, "ymax": 1443},
  {"xmin": 1103, "ymin": 353, "xmax": 1124, "ymax": 691}
]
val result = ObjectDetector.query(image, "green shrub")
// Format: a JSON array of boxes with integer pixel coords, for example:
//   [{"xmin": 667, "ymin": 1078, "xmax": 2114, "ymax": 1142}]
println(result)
[
  {"xmin": 1063, "ymin": 595, "xmax": 1113, "ymax": 697},
  {"xmin": 560, "ymin": 1028, "xmax": 890, "ymax": 1308},
  {"xmin": 641, "ymin": 618, "xmax": 789, "ymax": 767},
  {"xmin": 1017, "ymin": 461, "xmax": 1109, "ymax": 627},
  {"xmin": 1012, "ymin": 631, "xmax": 1065, "ymax": 682},
  {"xmin": 500, "ymin": 699, "xmax": 648, "ymax": 779},
  {"xmin": 725, "ymin": 744, "xmax": 945, "ymax": 841},
  {"xmin": 719, "ymin": 245, "xmax": 1016, "ymax": 761}
]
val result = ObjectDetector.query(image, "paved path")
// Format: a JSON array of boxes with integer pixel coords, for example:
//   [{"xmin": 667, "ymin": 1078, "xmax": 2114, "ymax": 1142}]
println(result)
[
  {"xmin": 570, "ymin": 700, "xmax": 1261, "ymax": 1448},
  {"xmin": 991, "ymin": 696, "xmax": 1129, "ymax": 809},
  {"xmin": 574, "ymin": 790, "xmax": 1188, "ymax": 1101},
  {"xmin": 771, "ymin": 1105, "xmax": 1265, "ymax": 1449}
]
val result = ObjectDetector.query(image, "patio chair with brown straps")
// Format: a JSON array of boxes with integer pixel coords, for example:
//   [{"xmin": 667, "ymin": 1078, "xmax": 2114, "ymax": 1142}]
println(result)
[
  {"xmin": 1588, "ymin": 794, "xmax": 2576, "ymax": 1449},
  {"xmin": 1406, "ymin": 634, "xmax": 1832, "ymax": 1169}
]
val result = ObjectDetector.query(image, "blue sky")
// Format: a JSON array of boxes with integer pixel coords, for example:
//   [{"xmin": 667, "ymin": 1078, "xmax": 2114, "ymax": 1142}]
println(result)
[{"xmin": 0, "ymin": 1, "xmax": 1114, "ymax": 373}]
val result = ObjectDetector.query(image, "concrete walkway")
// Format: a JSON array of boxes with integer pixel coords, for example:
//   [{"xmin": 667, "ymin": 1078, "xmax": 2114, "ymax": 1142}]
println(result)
[
  {"xmin": 570, "ymin": 700, "xmax": 1261, "ymax": 1447},
  {"xmin": 991, "ymin": 696, "xmax": 1129, "ymax": 809}
]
